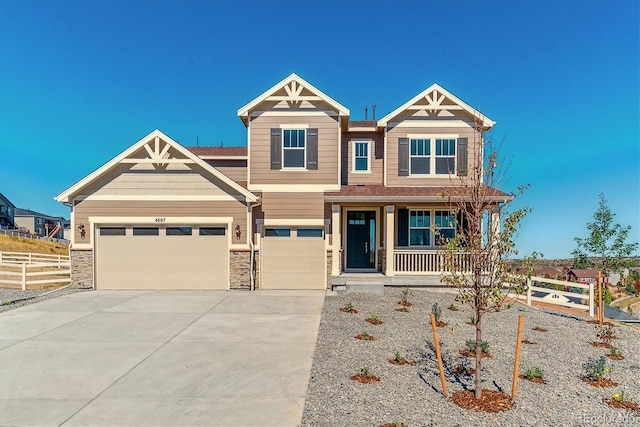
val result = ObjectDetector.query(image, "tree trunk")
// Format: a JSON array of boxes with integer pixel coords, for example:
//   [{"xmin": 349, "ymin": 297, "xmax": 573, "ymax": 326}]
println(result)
[{"xmin": 475, "ymin": 313, "xmax": 482, "ymax": 399}]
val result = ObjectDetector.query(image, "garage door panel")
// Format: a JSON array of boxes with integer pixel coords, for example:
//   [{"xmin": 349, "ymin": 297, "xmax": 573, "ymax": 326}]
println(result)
[
  {"xmin": 96, "ymin": 227, "xmax": 228, "ymax": 290},
  {"xmin": 261, "ymin": 233, "xmax": 325, "ymax": 290}
]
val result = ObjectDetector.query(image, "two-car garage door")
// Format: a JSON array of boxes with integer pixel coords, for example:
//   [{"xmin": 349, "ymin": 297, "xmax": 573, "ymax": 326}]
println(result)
[{"xmin": 95, "ymin": 225, "xmax": 229, "ymax": 290}]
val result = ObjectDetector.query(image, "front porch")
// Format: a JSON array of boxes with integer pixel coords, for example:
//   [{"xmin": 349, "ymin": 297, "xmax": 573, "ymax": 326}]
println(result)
[{"xmin": 327, "ymin": 202, "xmax": 492, "ymax": 284}]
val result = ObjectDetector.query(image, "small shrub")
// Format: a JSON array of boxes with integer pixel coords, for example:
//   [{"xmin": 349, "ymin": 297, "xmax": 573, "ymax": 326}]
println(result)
[
  {"xmin": 525, "ymin": 367, "xmax": 544, "ymax": 380},
  {"xmin": 448, "ymin": 303, "xmax": 459, "ymax": 311},
  {"xmin": 370, "ymin": 314, "xmax": 380, "ymax": 322},
  {"xmin": 596, "ymin": 325, "xmax": 618, "ymax": 345},
  {"xmin": 465, "ymin": 339, "xmax": 489, "ymax": 353},
  {"xmin": 468, "ymin": 314, "xmax": 477, "ymax": 325},
  {"xmin": 609, "ymin": 346, "xmax": 621, "ymax": 357},
  {"xmin": 394, "ymin": 352, "xmax": 403, "ymax": 362},
  {"xmin": 583, "ymin": 356, "xmax": 612, "ymax": 381},
  {"xmin": 431, "ymin": 303, "xmax": 442, "ymax": 322},
  {"xmin": 360, "ymin": 366, "xmax": 370, "ymax": 376}
]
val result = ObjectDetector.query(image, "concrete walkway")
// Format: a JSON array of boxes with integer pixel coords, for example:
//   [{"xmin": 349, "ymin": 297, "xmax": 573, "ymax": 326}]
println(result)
[{"xmin": 0, "ymin": 289, "xmax": 325, "ymax": 426}]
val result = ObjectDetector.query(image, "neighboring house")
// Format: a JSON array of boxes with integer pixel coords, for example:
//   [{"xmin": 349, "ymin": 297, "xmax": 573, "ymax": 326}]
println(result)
[
  {"xmin": 14, "ymin": 208, "xmax": 66, "ymax": 239},
  {"xmin": 567, "ymin": 269, "xmax": 599, "ymax": 284},
  {"xmin": 533, "ymin": 267, "xmax": 564, "ymax": 280},
  {"xmin": 55, "ymin": 73, "xmax": 510, "ymax": 291},
  {"xmin": 0, "ymin": 193, "xmax": 16, "ymax": 229}
]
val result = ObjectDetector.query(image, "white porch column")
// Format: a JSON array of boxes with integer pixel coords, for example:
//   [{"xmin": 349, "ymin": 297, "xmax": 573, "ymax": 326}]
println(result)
[
  {"xmin": 490, "ymin": 207, "xmax": 501, "ymax": 239},
  {"xmin": 331, "ymin": 205, "xmax": 341, "ymax": 276},
  {"xmin": 385, "ymin": 205, "xmax": 395, "ymax": 277}
]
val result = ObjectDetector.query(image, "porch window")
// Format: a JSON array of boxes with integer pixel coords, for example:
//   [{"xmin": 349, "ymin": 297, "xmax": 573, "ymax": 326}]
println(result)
[
  {"xmin": 409, "ymin": 210, "xmax": 431, "ymax": 246},
  {"xmin": 435, "ymin": 210, "xmax": 456, "ymax": 244},
  {"xmin": 435, "ymin": 139, "xmax": 456, "ymax": 174},
  {"xmin": 410, "ymin": 139, "xmax": 430, "ymax": 174},
  {"xmin": 283, "ymin": 129, "xmax": 306, "ymax": 168}
]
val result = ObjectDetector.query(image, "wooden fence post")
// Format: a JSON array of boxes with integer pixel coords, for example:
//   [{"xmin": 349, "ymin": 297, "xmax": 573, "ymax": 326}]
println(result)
[
  {"xmin": 430, "ymin": 313, "xmax": 448, "ymax": 397},
  {"xmin": 588, "ymin": 282, "xmax": 594, "ymax": 318},
  {"xmin": 512, "ymin": 314, "xmax": 524, "ymax": 401},
  {"xmin": 597, "ymin": 272, "xmax": 603, "ymax": 324},
  {"xmin": 21, "ymin": 263, "xmax": 27, "ymax": 291}
]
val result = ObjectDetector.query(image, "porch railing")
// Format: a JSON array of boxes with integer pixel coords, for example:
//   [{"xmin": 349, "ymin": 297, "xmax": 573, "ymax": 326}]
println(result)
[{"xmin": 394, "ymin": 249, "xmax": 471, "ymax": 274}]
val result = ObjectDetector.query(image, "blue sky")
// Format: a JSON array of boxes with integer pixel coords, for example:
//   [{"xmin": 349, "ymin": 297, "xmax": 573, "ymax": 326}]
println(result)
[{"xmin": 1, "ymin": 0, "xmax": 638, "ymax": 259}]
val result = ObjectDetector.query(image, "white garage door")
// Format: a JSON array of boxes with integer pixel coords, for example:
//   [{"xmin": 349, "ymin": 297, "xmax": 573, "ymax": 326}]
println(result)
[
  {"xmin": 95, "ymin": 225, "xmax": 229, "ymax": 290},
  {"xmin": 260, "ymin": 227, "xmax": 326, "ymax": 290}
]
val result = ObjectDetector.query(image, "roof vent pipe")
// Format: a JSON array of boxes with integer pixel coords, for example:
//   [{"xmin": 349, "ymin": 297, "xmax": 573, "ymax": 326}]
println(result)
[
  {"xmin": 364, "ymin": 106, "xmax": 368, "ymax": 120},
  {"xmin": 372, "ymin": 104, "xmax": 376, "ymax": 121}
]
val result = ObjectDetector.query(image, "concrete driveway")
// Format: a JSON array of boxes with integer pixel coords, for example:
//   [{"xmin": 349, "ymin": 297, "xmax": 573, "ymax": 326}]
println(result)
[{"xmin": 0, "ymin": 289, "xmax": 325, "ymax": 426}]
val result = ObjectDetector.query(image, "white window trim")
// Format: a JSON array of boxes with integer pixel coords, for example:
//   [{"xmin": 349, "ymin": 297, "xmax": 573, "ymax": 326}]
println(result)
[
  {"xmin": 435, "ymin": 138, "xmax": 457, "ymax": 175},
  {"xmin": 351, "ymin": 140, "xmax": 371, "ymax": 173},
  {"xmin": 408, "ymin": 209, "xmax": 432, "ymax": 247},
  {"xmin": 407, "ymin": 208, "xmax": 458, "ymax": 247},
  {"xmin": 407, "ymin": 134, "xmax": 459, "ymax": 177},
  {"xmin": 281, "ymin": 128, "xmax": 307, "ymax": 170}
]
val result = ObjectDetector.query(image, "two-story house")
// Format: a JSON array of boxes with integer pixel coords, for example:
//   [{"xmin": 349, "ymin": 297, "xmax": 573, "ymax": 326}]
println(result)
[
  {"xmin": 14, "ymin": 208, "xmax": 66, "ymax": 239},
  {"xmin": 56, "ymin": 73, "xmax": 509, "ymax": 290}
]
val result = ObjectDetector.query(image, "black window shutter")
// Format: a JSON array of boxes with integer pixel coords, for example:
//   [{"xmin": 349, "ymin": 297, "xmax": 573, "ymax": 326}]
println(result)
[
  {"xmin": 307, "ymin": 128, "xmax": 318, "ymax": 170},
  {"xmin": 397, "ymin": 208, "xmax": 409, "ymax": 246},
  {"xmin": 456, "ymin": 210, "xmax": 468, "ymax": 246},
  {"xmin": 457, "ymin": 137, "xmax": 468, "ymax": 176},
  {"xmin": 398, "ymin": 138, "xmax": 409, "ymax": 176},
  {"xmin": 270, "ymin": 128, "xmax": 282, "ymax": 170}
]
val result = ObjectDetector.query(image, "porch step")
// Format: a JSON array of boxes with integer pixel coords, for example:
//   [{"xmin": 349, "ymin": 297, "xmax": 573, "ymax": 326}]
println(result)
[{"xmin": 344, "ymin": 282, "xmax": 385, "ymax": 295}]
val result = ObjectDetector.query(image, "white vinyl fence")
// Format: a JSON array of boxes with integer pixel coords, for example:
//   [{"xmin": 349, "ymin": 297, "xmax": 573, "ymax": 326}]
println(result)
[
  {"xmin": 0, "ymin": 251, "xmax": 71, "ymax": 290},
  {"xmin": 513, "ymin": 275, "xmax": 595, "ymax": 317}
]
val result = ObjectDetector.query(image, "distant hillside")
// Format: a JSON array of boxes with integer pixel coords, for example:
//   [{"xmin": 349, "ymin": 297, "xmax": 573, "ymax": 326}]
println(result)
[
  {"xmin": 0, "ymin": 235, "xmax": 69, "ymax": 255},
  {"xmin": 509, "ymin": 257, "xmax": 640, "ymax": 270}
]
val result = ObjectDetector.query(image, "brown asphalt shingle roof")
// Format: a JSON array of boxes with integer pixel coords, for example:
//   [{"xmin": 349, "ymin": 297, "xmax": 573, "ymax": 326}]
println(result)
[
  {"xmin": 325, "ymin": 185, "xmax": 510, "ymax": 199},
  {"xmin": 186, "ymin": 147, "xmax": 247, "ymax": 156}
]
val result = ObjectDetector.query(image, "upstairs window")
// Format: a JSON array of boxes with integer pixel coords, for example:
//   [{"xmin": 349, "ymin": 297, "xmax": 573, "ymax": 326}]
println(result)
[
  {"xmin": 283, "ymin": 129, "xmax": 306, "ymax": 168},
  {"xmin": 353, "ymin": 141, "xmax": 370, "ymax": 172},
  {"xmin": 435, "ymin": 139, "xmax": 456, "ymax": 174},
  {"xmin": 410, "ymin": 139, "xmax": 430, "ymax": 174}
]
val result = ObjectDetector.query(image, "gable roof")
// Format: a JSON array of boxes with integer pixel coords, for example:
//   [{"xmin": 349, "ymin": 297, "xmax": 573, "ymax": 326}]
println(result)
[
  {"xmin": 55, "ymin": 129, "xmax": 257, "ymax": 204},
  {"xmin": 237, "ymin": 73, "xmax": 350, "ymax": 125},
  {"xmin": 377, "ymin": 83, "xmax": 496, "ymax": 129},
  {"xmin": 0, "ymin": 192, "xmax": 15, "ymax": 208},
  {"xmin": 15, "ymin": 208, "xmax": 66, "ymax": 220}
]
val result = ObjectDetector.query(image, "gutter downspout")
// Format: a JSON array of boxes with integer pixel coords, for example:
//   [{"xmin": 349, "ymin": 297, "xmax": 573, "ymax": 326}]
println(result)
[{"xmin": 249, "ymin": 239, "xmax": 255, "ymax": 291}]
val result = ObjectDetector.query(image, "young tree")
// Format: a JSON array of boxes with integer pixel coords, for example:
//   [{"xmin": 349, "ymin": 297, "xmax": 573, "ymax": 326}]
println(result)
[
  {"xmin": 439, "ymin": 120, "xmax": 534, "ymax": 400},
  {"xmin": 572, "ymin": 193, "xmax": 639, "ymax": 275}
]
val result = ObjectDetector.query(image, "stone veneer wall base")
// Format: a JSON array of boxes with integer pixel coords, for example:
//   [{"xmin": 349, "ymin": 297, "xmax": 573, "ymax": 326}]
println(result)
[{"xmin": 70, "ymin": 249, "xmax": 93, "ymax": 289}]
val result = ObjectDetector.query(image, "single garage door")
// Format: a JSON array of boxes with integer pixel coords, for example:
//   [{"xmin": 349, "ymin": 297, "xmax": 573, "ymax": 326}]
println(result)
[
  {"xmin": 260, "ymin": 227, "xmax": 325, "ymax": 290},
  {"xmin": 95, "ymin": 225, "xmax": 229, "ymax": 290}
]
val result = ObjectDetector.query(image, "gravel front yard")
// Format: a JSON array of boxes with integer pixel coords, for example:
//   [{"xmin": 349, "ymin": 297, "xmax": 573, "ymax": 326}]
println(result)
[
  {"xmin": 0, "ymin": 286, "xmax": 86, "ymax": 313},
  {"xmin": 301, "ymin": 288, "xmax": 640, "ymax": 427}
]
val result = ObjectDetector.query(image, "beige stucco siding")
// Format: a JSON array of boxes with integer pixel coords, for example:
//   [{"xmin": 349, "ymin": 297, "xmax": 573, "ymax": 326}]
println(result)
[
  {"xmin": 249, "ymin": 114, "xmax": 339, "ymax": 185},
  {"xmin": 73, "ymin": 200, "xmax": 248, "ymax": 245},
  {"xmin": 386, "ymin": 124, "xmax": 482, "ymax": 187},
  {"xmin": 261, "ymin": 192, "xmax": 324, "ymax": 220},
  {"xmin": 342, "ymin": 132, "xmax": 384, "ymax": 185},
  {"xmin": 83, "ymin": 170, "xmax": 233, "ymax": 197}
]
